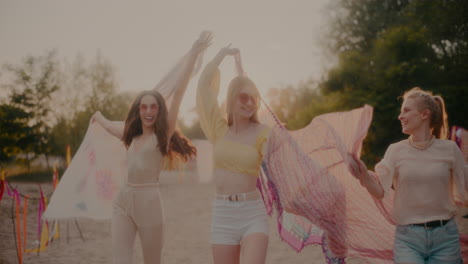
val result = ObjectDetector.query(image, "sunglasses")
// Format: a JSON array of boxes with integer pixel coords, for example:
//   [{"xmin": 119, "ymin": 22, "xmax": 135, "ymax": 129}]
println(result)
[
  {"xmin": 139, "ymin": 103, "xmax": 158, "ymax": 112},
  {"xmin": 238, "ymin": 92, "xmax": 259, "ymax": 106}
]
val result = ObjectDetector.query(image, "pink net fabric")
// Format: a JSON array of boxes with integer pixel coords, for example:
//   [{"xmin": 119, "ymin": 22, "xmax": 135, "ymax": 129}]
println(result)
[
  {"xmin": 259, "ymin": 104, "xmax": 396, "ymax": 263},
  {"xmin": 233, "ymin": 51, "xmax": 468, "ymax": 263},
  {"xmin": 258, "ymin": 104, "xmax": 468, "ymax": 263}
]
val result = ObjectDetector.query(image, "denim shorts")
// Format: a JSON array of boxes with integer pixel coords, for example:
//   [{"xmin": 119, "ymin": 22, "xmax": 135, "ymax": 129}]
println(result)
[{"xmin": 393, "ymin": 218, "xmax": 462, "ymax": 264}]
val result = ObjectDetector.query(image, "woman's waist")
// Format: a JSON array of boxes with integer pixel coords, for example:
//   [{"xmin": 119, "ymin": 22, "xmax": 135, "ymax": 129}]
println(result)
[
  {"xmin": 126, "ymin": 174, "xmax": 160, "ymax": 186},
  {"xmin": 127, "ymin": 165, "xmax": 161, "ymax": 179},
  {"xmin": 214, "ymin": 190, "xmax": 261, "ymax": 202},
  {"xmin": 394, "ymin": 193, "xmax": 457, "ymax": 210},
  {"xmin": 213, "ymin": 161, "xmax": 259, "ymax": 176},
  {"xmin": 125, "ymin": 182, "xmax": 160, "ymax": 188},
  {"xmin": 393, "ymin": 206, "xmax": 456, "ymax": 225},
  {"xmin": 116, "ymin": 184, "xmax": 160, "ymax": 201},
  {"xmin": 214, "ymin": 169, "xmax": 258, "ymax": 194},
  {"xmin": 214, "ymin": 167, "xmax": 258, "ymax": 179}
]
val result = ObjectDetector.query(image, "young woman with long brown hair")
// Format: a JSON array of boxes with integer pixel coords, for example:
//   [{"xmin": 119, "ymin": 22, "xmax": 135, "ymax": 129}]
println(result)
[
  {"xmin": 350, "ymin": 87, "xmax": 466, "ymax": 263},
  {"xmin": 92, "ymin": 32, "xmax": 212, "ymax": 264}
]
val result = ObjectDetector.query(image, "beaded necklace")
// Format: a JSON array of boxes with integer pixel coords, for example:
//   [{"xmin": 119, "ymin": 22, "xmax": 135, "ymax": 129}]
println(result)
[{"xmin": 408, "ymin": 135, "xmax": 435, "ymax": 150}]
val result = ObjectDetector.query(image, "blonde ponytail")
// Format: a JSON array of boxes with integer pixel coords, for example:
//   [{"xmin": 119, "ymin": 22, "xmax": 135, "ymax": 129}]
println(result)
[{"xmin": 403, "ymin": 87, "xmax": 449, "ymax": 139}]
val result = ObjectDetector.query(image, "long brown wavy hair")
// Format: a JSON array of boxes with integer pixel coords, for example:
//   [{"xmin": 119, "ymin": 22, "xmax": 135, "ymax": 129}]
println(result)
[{"xmin": 122, "ymin": 90, "xmax": 196, "ymax": 167}]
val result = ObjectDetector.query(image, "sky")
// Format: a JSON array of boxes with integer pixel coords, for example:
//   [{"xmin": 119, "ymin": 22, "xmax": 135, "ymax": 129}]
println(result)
[{"xmin": 0, "ymin": 0, "xmax": 334, "ymax": 123}]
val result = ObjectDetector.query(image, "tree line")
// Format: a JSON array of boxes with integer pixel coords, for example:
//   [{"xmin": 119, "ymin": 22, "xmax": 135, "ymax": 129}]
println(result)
[
  {"xmin": 268, "ymin": 0, "xmax": 467, "ymax": 165},
  {"xmin": 0, "ymin": 51, "xmax": 133, "ymax": 170},
  {"xmin": 1, "ymin": 0, "xmax": 467, "ymax": 171}
]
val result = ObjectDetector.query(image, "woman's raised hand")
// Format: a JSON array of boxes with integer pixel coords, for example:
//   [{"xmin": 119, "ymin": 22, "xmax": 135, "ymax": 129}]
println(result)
[
  {"xmin": 191, "ymin": 31, "xmax": 213, "ymax": 55},
  {"xmin": 220, "ymin": 43, "xmax": 239, "ymax": 56}
]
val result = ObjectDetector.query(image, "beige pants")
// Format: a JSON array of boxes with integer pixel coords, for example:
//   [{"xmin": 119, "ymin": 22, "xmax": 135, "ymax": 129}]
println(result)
[{"xmin": 112, "ymin": 184, "xmax": 164, "ymax": 264}]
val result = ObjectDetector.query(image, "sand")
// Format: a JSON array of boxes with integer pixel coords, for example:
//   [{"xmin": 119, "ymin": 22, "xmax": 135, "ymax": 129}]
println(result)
[
  {"xmin": 1, "ymin": 172, "xmax": 327, "ymax": 264},
  {"xmin": 1, "ymin": 172, "xmax": 467, "ymax": 264}
]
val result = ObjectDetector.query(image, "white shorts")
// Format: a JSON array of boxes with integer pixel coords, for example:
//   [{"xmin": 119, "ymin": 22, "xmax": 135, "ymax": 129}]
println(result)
[{"xmin": 210, "ymin": 198, "xmax": 269, "ymax": 245}]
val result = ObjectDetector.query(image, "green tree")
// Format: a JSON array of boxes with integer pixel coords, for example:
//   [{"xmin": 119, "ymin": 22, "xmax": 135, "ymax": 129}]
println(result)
[
  {"xmin": 49, "ymin": 53, "xmax": 133, "ymax": 157},
  {"xmin": 267, "ymin": 81, "xmax": 319, "ymax": 125},
  {"xmin": 0, "ymin": 50, "xmax": 135, "ymax": 173},
  {"xmin": 319, "ymin": 0, "xmax": 468, "ymax": 165},
  {"xmin": 1, "ymin": 50, "xmax": 61, "ymax": 170},
  {"xmin": 0, "ymin": 104, "xmax": 34, "ymax": 168}
]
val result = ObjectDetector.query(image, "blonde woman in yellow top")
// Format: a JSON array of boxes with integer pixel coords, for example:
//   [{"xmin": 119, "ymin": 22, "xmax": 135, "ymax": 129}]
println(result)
[{"xmin": 197, "ymin": 46, "xmax": 271, "ymax": 264}]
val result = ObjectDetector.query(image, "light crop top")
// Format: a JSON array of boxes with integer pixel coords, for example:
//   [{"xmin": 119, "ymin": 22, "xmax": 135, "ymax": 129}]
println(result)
[
  {"xmin": 127, "ymin": 134, "xmax": 163, "ymax": 184},
  {"xmin": 196, "ymin": 61, "xmax": 270, "ymax": 176}
]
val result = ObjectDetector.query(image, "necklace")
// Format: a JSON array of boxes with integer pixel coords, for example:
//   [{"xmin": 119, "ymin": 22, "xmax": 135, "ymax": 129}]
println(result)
[{"xmin": 408, "ymin": 135, "xmax": 435, "ymax": 150}]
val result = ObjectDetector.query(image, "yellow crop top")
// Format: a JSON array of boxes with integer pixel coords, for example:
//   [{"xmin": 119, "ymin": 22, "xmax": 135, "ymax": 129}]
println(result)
[{"xmin": 196, "ymin": 61, "xmax": 270, "ymax": 176}]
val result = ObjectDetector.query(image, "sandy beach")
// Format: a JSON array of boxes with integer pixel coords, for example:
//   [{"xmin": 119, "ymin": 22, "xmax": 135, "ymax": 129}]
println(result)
[
  {"xmin": 1, "ymin": 171, "xmax": 328, "ymax": 264},
  {"xmin": 2, "ymin": 172, "xmax": 468, "ymax": 264}
]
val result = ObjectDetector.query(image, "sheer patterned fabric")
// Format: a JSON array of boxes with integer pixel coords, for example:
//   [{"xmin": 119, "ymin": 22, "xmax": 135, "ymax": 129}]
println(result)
[
  {"xmin": 44, "ymin": 49, "xmax": 205, "ymax": 220},
  {"xmin": 258, "ymin": 103, "xmax": 468, "ymax": 263}
]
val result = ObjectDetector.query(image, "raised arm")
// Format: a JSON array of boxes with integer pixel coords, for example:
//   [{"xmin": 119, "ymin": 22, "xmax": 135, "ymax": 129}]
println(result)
[
  {"xmin": 166, "ymin": 32, "xmax": 212, "ymax": 140},
  {"xmin": 196, "ymin": 45, "xmax": 239, "ymax": 142},
  {"xmin": 211, "ymin": 44, "xmax": 240, "ymax": 70},
  {"xmin": 92, "ymin": 111, "xmax": 124, "ymax": 139}
]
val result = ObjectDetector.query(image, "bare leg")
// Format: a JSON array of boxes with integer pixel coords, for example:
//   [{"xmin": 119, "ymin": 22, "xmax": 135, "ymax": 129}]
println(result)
[
  {"xmin": 134, "ymin": 189, "xmax": 165, "ymax": 264},
  {"xmin": 139, "ymin": 222, "xmax": 164, "ymax": 264},
  {"xmin": 240, "ymin": 233, "xmax": 268, "ymax": 264},
  {"xmin": 212, "ymin": 244, "xmax": 241, "ymax": 264},
  {"xmin": 112, "ymin": 209, "xmax": 137, "ymax": 264}
]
